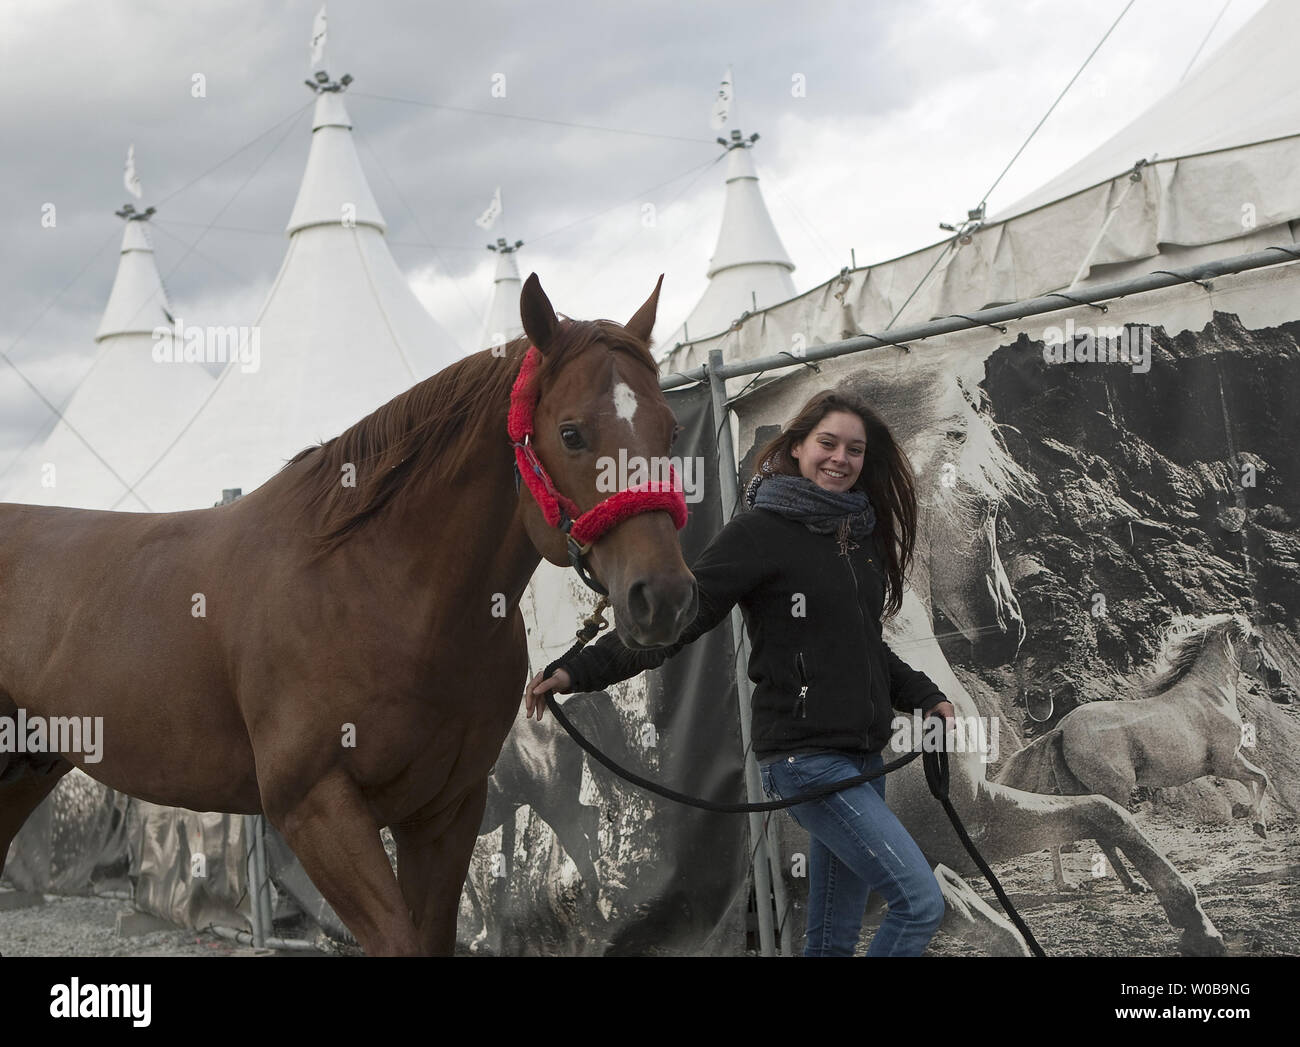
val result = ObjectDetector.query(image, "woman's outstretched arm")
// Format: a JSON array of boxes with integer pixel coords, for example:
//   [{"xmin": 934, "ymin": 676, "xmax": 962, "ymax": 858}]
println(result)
[{"xmin": 525, "ymin": 515, "xmax": 769, "ymax": 716}]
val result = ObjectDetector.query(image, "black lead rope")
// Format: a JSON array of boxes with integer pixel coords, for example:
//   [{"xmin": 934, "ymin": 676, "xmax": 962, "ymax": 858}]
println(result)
[
  {"xmin": 919, "ymin": 742, "xmax": 1047, "ymax": 958},
  {"xmin": 540, "ymin": 631, "xmax": 1047, "ymax": 956},
  {"xmin": 547, "ymin": 690, "xmax": 923, "ymax": 813}
]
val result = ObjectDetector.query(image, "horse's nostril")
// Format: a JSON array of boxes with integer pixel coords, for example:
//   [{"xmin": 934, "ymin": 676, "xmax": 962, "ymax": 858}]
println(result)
[
  {"xmin": 627, "ymin": 576, "xmax": 696, "ymax": 639},
  {"xmin": 626, "ymin": 580, "xmax": 652, "ymax": 623}
]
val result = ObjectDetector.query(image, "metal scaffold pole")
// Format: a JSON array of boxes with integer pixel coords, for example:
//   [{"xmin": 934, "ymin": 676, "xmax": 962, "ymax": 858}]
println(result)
[{"xmin": 706, "ymin": 348, "xmax": 791, "ymax": 956}]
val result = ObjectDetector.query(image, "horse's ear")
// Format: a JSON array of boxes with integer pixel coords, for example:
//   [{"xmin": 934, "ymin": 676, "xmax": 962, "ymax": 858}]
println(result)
[
  {"xmin": 624, "ymin": 274, "xmax": 664, "ymax": 346},
  {"xmin": 520, "ymin": 273, "xmax": 560, "ymax": 352}
]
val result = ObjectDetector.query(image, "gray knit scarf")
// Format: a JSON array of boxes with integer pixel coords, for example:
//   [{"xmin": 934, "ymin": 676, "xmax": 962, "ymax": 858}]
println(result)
[{"xmin": 744, "ymin": 472, "xmax": 876, "ymax": 542}]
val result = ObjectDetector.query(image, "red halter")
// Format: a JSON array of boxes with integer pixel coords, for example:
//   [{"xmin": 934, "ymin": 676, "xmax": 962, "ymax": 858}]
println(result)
[{"xmin": 508, "ymin": 345, "xmax": 688, "ymax": 594}]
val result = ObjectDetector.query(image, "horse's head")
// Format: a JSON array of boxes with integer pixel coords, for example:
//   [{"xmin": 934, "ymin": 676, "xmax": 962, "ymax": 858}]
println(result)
[
  {"xmin": 514, "ymin": 273, "xmax": 698, "ymax": 649},
  {"xmin": 1233, "ymin": 615, "xmax": 1285, "ymax": 689},
  {"xmin": 927, "ymin": 478, "xmax": 1025, "ymax": 666}
]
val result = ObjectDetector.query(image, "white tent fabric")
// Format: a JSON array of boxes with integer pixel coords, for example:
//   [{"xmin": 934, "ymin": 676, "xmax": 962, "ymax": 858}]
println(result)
[
  {"xmin": 662, "ymin": 0, "xmax": 1300, "ymax": 380},
  {"xmin": 137, "ymin": 86, "xmax": 465, "ymax": 512},
  {"xmin": 660, "ymin": 135, "xmax": 796, "ymax": 352},
  {"xmin": 3, "ymin": 218, "xmax": 213, "ymax": 511},
  {"xmin": 995, "ymin": 0, "xmax": 1300, "ymax": 219}
]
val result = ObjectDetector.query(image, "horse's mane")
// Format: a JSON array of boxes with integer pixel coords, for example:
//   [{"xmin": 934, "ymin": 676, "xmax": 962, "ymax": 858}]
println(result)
[
  {"xmin": 1136, "ymin": 611, "xmax": 1250, "ymax": 696},
  {"xmin": 279, "ymin": 318, "xmax": 659, "ymax": 552}
]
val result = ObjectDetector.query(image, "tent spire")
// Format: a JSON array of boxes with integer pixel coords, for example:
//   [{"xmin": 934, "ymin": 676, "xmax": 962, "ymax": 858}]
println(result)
[
  {"xmin": 4, "ymin": 147, "xmax": 214, "ymax": 510},
  {"xmin": 97, "ymin": 157, "xmax": 168, "ymax": 342},
  {"xmin": 134, "ymin": 11, "xmax": 462, "ymax": 512},
  {"xmin": 482, "ymin": 237, "xmax": 524, "ymax": 349},
  {"xmin": 474, "ymin": 187, "xmax": 523, "ymax": 348},
  {"xmin": 706, "ymin": 127, "xmax": 796, "ymax": 280},
  {"xmin": 664, "ymin": 71, "xmax": 797, "ymax": 349},
  {"xmin": 286, "ymin": 68, "xmax": 385, "ymax": 234}
]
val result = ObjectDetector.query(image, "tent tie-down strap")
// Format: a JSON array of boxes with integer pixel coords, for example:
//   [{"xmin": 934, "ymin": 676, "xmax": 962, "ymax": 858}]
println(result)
[{"xmin": 540, "ymin": 623, "xmax": 1047, "ymax": 957}]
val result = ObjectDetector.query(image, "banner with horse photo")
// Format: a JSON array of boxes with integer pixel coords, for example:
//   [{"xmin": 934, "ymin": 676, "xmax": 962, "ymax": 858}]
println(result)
[{"xmin": 718, "ymin": 261, "xmax": 1300, "ymax": 956}]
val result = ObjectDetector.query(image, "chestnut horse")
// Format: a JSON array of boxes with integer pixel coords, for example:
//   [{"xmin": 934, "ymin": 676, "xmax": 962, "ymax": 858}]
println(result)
[{"xmin": 0, "ymin": 274, "xmax": 697, "ymax": 955}]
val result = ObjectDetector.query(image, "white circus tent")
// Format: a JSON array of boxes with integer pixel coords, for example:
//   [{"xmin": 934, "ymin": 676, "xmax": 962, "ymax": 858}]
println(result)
[
  {"xmin": 136, "ymin": 67, "xmax": 464, "ymax": 512},
  {"xmin": 661, "ymin": 0, "xmax": 1300, "ymax": 380},
  {"xmin": 658, "ymin": 69, "xmax": 797, "ymax": 354},
  {"xmin": 2, "ymin": 166, "xmax": 214, "ymax": 512}
]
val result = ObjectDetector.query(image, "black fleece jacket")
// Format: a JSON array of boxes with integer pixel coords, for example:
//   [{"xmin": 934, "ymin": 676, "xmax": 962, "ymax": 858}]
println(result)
[{"xmin": 543, "ymin": 506, "xmax": 948, "ymax": 761}]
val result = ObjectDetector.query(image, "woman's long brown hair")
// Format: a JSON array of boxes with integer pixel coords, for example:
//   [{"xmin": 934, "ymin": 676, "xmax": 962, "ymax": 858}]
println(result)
[{"xmin": 750, "ymin": 389, "xmax": 918, "ymax": 620}]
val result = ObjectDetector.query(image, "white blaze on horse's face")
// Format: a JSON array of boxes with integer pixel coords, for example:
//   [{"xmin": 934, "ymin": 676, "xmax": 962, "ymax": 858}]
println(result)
[{"xmin": 612, "ymin": 381, "xmax": 638, "ymax": 433}]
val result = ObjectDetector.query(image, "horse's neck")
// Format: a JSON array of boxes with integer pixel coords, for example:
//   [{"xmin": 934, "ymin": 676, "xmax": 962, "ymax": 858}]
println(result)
[
  {"xmin": 340, "ymin": 418, "xmax": 542, "ymax": 616},
  {"xmin": 1181, "ymin": 634, "xmax": 1241, "ymax": 705},
  {"xmin": 906, "ymin": 509, "xmax": 934, "ymax": 608},
  {"xmin": 429, "ymin": 458, "xmax": 541, "ymax": 610}
]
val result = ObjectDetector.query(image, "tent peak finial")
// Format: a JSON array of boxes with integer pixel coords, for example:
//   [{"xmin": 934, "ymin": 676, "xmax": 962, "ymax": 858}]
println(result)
[
  {"xmin": 114, "ymin": 203, "xmax": 156, "ymax": 222},
  {"xmin": 303, "ymin": 70, "xmax": 353, "ymax": 94},
  {"xmin": 717, "ymin": 129, "xmax": 759, "ymax": 151}
]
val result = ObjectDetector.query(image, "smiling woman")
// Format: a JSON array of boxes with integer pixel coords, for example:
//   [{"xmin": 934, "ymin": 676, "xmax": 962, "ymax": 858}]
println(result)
[{"xmin": 528, "ymin": 385, "xmax": 957, "ymax": 956}]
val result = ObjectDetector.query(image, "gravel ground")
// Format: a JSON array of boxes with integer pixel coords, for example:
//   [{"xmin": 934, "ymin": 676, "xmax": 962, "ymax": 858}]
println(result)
[
  {"xmin": 3, "ymin": 801, "xmax": 1294, "ymax": 957},
  {"xmin": 0, "ymin": 894, "xmax": 328, "ymax": 957}
]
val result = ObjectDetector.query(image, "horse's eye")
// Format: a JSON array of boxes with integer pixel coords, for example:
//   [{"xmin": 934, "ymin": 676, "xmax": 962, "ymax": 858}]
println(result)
[
  {"xmin": 671, "ymin": 424, "xmax": 683, "ymax": 448},
  {"xmin": 560, "ymin": 427, "xmax": 584, "ymax": 450}
]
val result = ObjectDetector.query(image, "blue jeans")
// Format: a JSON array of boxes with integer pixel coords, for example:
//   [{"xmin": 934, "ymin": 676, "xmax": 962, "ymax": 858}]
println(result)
[{"xmin": 760, "ymin": 749, "xmax": 946, "ymax": 956}]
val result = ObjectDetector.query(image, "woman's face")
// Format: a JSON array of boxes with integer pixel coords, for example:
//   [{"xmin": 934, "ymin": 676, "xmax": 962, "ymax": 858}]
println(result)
[{"xmin": 791, "ymin": 410, "xmax": 867, "ymax": 493}]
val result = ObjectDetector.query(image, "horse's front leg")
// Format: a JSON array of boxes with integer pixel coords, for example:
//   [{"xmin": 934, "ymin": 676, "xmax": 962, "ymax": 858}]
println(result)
[
  {"xmin": 393, "ymin": 777, "xmax": 489, "ymax": 956},
  {"xmin": 265, "ymin": 768, "xmax": 421, "ymax": 956},
  {"xmin": 1226, "ymin": 749, "xmax": 1269, "ymax": 837}
]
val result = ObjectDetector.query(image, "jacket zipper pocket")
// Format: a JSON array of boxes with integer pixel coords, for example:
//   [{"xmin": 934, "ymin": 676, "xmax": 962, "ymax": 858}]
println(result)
[{"xmin": 793, "ymin": 651, "xmax": 809, "ymax": 718}]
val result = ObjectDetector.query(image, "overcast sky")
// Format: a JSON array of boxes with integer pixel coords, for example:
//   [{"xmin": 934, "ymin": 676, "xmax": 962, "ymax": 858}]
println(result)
[{"xmin": 0, "ymin": 0, "xmax": 1270, "ymax": 465}]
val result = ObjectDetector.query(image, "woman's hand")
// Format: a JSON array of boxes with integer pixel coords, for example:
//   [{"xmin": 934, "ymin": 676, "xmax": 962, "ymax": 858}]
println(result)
[{"xmin": 523, "ymin": 668, "xmax": 572, "ymax": 722}]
